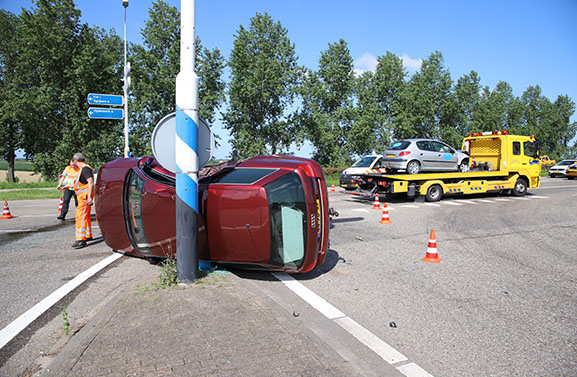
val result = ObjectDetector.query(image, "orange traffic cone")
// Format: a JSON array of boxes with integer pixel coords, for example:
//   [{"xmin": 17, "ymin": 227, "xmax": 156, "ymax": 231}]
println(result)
[
  {"xmin": 379, "ymin": 203, "xmax": 392, "ymax": 224},
  {"xmin": 371, "ymin": 193, "xmax": 381, "ymax": 209},
  {"xmin": 331, "ymin": 182, "xmax": 335, "ymax": 192},
  {"xmin": 1, "ymin": 200, "xmax": 14, "ymax": 219},
  {"xmin": 57, "ymin": 197, "xmax": 63, "ymax": 214},
  {"xmin": 422, "ymin": 230, "xmax": 441, "ymax": 263}
]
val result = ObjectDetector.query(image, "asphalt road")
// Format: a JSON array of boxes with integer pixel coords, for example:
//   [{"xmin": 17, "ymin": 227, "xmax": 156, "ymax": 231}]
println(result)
[
  {"xmin": 291, "ymin": 176, "xmax": 577, "ymax": 376},
  {"xmin": 1, "ymin": 178, "xmax": 576, "ymax": 376}
]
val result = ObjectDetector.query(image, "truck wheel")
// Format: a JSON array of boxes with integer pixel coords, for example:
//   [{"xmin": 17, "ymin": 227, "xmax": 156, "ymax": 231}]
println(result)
[
  {"xmin": 512, "ymin": 178, "xmax": 528, "ymax": 196},
  {"xmin": 426, "ymin": 184, "xmax": 443, "ymax": 202},
  {"xmin": 386, "ymin": 168, "xmax": 397, "ymax": 174},
  {"xmin": 406, "ymin": 161, "xmax": 421, "ymax": 175},
  {"xmin": 458, "ymin": 160, "xmax": 469, "ymax": 173}
]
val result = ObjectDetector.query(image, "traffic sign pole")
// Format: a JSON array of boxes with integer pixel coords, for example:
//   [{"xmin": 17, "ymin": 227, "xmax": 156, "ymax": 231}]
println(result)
[{"xmin": 175, "ymin": 0, "xmax": 199, "ymax": 283}]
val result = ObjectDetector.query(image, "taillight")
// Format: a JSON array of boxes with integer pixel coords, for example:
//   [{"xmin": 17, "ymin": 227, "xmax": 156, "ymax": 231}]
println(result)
[{"xmin": 399, "ymin": 151, "xmax": 411, "ymax": 156}]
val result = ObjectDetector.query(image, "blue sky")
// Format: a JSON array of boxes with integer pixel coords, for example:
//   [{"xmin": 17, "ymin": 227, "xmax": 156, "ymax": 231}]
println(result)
[{"xmin": 2, "ymin": 0, "xmax": 577, "ymax": 158}]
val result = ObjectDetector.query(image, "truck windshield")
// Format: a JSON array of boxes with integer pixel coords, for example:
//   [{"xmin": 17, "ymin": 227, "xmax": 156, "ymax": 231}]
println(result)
[
  {"xmin": 352, "ymin": 156, "xmax": 377, "ymax": 168},
  {"xmin": 264, "ymin": 172, "xmax": 307, "ymax": 269},
  {"xmin": 523, "ymin": 141, "xmax": 538, "ymax": 158}
]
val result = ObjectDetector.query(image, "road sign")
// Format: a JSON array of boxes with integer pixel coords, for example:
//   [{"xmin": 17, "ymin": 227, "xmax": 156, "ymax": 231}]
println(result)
[
  {"xmin": 87, "ymin": 93, "xmax": 124, "ymax": 106},
  {"xmin": 87, "ymin": 107, "xmax": 124, "ymax": 120},
  {"xmin": 151, "ymin": 112, "xmax": 214, "ymax": 173}
]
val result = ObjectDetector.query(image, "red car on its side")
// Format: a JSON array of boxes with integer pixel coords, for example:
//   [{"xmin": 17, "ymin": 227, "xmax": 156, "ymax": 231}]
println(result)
[{"xmin": 95, "ymin": 155, "xmax": 329, "ymax": 273}]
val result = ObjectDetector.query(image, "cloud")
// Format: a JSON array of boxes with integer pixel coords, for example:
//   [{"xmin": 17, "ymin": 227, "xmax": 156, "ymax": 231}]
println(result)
[
  {"xmin": 401, "ymin": 53, "xmax": 422, "ymax": 73},
  {"xmin": 354, "ymin": 52, "xmax": 378, "ymax": 75},
  {"xmin": 353, "ymin": 52, "xmax": 423, "ymax": 75}
]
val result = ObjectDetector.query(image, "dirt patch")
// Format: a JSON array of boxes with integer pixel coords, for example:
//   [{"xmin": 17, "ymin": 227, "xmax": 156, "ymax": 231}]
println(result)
[{"xmin": 0, "ymin": 170, "xmax": 44, "ymax": 183}]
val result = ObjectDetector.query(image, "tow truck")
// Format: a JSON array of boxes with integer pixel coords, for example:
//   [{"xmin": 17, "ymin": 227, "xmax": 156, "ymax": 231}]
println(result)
[{"xmin": 353, "ymin": 131, "xmax": 541, "ymax": 202}]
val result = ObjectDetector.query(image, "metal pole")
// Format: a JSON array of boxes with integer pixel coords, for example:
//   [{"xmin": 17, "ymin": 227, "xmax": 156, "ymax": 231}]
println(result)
[
  {"xmin": 123, "ymin": 1, "xmax": 130, "ymax": 158},
  {"xmin": 175, "ymin": 0, "xmax": 199, "ymax": 283}
]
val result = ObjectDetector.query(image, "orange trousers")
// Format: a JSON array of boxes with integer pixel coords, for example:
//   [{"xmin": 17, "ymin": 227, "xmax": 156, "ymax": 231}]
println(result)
[{"xmin": 75, "ymin": 192, "xmax": 92, "ymax": 241}]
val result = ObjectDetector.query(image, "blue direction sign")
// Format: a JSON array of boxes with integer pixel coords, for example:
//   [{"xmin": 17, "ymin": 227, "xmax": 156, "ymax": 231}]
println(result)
[
  {"xmin": 87, "ymin": 93, "xmax": 124, "ymax": 106},
  {"xmin": 87, "ymin": 107, "xmax": 124, "ymax": 120}
]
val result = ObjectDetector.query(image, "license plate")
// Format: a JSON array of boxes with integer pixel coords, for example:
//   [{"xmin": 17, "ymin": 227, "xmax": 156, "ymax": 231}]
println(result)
[{"xmin": 387, "ymin": 154, "xmax": 395, "ymax": 158}]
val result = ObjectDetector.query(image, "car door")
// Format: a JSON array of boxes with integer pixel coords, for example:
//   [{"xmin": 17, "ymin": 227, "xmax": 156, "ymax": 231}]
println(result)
[
  {"xmin": 415, "ymin": 140, "xmax": 437, "ymax": 171},
  {"xmin": 431, "ymin": 141, "xmax": 458, "ymax": 171}
]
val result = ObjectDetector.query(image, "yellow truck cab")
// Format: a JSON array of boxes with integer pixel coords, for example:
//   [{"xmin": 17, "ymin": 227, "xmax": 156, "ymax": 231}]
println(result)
[{"xmin": 358, "ymin": 131, "xmax": 541, "ymax": 202}]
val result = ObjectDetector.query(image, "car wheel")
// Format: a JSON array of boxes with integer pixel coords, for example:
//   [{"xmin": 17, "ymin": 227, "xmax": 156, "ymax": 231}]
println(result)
[
  {"xmin": 406, "ymin": 161, "xmax": 421, "ymax": 175},
  {"xmin": 458, "ymin": 160, "xmax": 469, "ymax": 173},
  {"xmin": 426, "ymin": 184, "xmax": 443, "ymax": 202},
  {"xmin": 568, "ymin": 176, "xmax": 575, "ymax": 180},
  {"xmin": 512, "ymin": 178, "xmax": 528, "ymax": 196}
]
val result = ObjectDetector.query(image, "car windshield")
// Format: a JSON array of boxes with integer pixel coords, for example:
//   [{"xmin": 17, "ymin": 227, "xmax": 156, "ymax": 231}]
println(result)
[
  {"xmin": 387, "ymin": 141, "xmax": 411, "ymax": 150},
  {"xmin": 352, "ymin": 156, "xmax": 377, "ymax": 167},
  {"xmin": 559, "ymin": 160, "xmax": 577, "ymax": 166},
  {"xmin": 264, "ymin": 172, "xmax": 307, "ymax": 269}
]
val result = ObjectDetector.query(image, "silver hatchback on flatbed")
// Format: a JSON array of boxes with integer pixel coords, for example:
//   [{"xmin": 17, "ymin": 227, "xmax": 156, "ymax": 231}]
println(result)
[{"xmin": 383, "ymin": 138, "xmax": 470, "ymax": 174}]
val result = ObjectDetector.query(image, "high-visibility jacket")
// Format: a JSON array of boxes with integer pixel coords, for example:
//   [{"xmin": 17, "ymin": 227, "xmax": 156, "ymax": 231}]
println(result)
[
  {"xmin": 59, "ymin": 166, "xmax": 80, "ymax": 190},
  {"xmin": 75, "ymin": 165, "xmax": 94, "ymax": 241},
  {"xmin": 74, "ymin": 165, "xmax": 95, "ymax": 196}
]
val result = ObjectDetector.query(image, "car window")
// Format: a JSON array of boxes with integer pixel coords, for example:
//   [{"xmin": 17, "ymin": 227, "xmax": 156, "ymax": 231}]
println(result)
[
  {"xmin": 523, "ymin": 141, "xmax": 537, "ymax": 158},
  {"xmin": 416, "ymin": 141, "xmax": 433, "ymax": 151},
  {"xmin": 264, "ymin": 172, "xmax": 307, "ymax": 269},
  {"xmin": 124, "ymin": 170, "xmax": 149, "ymax": 254},
  {"xmin": 388, "ymin": 141, "xmax": 411, "ymax": 150},
  {"xmin": 352, "ymin": 156, "xmax": 377, "ymax": 167},
  {"xmin": 559, "ymin": 160, "xmax": 577, "ymax": 166},
  {"xmin": 215, "ymin": 168, "xmax": 276, "ymax": 184},
  {"xmin": 372, "ymin": 158, "xmax": 384, "ymax": 168},
  {"xmin": 432, "ymin": 141, "xmax": 452, "ymax": 153},
  {"xmin": 513, "ymin": 142, "xmax": 521, "ymax": 155}
]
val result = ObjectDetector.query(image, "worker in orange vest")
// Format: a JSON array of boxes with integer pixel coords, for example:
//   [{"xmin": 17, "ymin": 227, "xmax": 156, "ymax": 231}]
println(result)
[
  {"xmin": 56, "ymin": 160, "xmax": 80, "ymax": 221},
  {"xmin": 71, "ymin": 153, "xmax": 94, "ymax": 249}
]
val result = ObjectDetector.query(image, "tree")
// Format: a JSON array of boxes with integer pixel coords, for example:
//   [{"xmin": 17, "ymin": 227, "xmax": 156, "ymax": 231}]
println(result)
[
  {"xmin": 129, "ymin": 0, "xmax": 225, "ymax": 156},
  {"xmin": 224, "ymin": 12, "xmax": 299, "ymax": 159},
  {"xmin": 298, "ymin": 39, "xmax": 355, "ymax": 166},
  {"xmin": 395, "ymin": 51, "xmax": 454, "ymax": 142},
  {"xmin": 451, "ymin": 71, "xmax": 481, "ymax": 142}
]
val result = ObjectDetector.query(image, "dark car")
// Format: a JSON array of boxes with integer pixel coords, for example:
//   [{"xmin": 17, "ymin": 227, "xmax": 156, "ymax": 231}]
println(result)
[{"xmin": 95, "ymin": 155, "xmax": 329, "ymax": 273}]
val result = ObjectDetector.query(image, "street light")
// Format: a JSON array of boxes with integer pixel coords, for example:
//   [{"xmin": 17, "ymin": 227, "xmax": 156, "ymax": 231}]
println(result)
[{"xmin": 122, "ymin": 0, "xmax": 130, "ymax": 157}]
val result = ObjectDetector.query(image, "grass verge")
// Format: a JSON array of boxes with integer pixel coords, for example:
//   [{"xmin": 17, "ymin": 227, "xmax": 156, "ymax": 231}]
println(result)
[{"xmin": 0, "ymin": 189, "xmax": 61, "ymax": 201}]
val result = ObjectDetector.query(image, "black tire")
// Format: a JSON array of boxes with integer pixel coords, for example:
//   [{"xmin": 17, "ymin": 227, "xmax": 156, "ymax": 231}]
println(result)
[
  {"xmin": 458, "ymin": 159, "xmax": 470, "ymax": 173},
  {"xmin": 512, "ymin": 178, "xmax": 528, "ymax": 196},
  {"xmin": 406, "ymin": 160, "xmax": 421, "ymax": 175},
  {"xmin": 568, "ymin": 176, "xmax": 575, "ymax": 180},
  {"xmin": 426, "ymin": 184, "xmax": 443, "ymax": 202}
]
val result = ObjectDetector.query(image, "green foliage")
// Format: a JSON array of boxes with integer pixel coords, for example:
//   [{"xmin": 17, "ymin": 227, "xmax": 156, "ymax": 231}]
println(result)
[
  {"xmin": 158, "ymin": 257, "xmax": 180, "ymax": 287},
  {"xmin": 0, "ymin": 189, "xmax": 62, "ymax": 201},
  {"xmin": 129, "ymin": 0, "xmax": 225, "ymax": 156},
  {"xmin": 61, "ymin": 305, "xmax": 71, "ymax": 335},
  {"xmin": 224, "ymin": 12, "xmax": 300, "ymax": 159}
]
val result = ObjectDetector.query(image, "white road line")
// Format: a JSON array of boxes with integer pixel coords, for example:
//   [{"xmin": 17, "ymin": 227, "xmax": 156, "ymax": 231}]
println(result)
[
  {"xmin": 474, "ymin": 199, "xmax": 494, "ymax": 203},
  {"xmin": 273, "ymin": 273, "xmax": 433, "ymax": 377},
  {"xmin": 424, "ymin": 203, "xmax": 441, "ymax": 207},
  {"xmin": 0, "ymin": 252, "xmax": 123, "ymax": 350},
  {"xmin": 512, "ymin": 197, "xmax": 531, "ymax": 200},
  {"xmin": 18, "ymin": 214, "xmax": 58, "ymax": 218},
  {"xmin": 456, "ymin": 200, "xmax": 478, "ymax": 204},
  {"xmin": 400, "ymin": 205, "xmax": 420, "ymax": 208},
  {"xmin": 443, "ymin": 201, "xmax": 462, "ymax": 206},
  {"xmin": 494, "ymin": 198, "xmax": 511, "ymax": 202},
  {"xmin": 529, "ymin": 195, "xmax": 549, "ymax": 199},
  {"xmin": 352, "ymin": 208, "xmax": 369, "ymax": 213}
]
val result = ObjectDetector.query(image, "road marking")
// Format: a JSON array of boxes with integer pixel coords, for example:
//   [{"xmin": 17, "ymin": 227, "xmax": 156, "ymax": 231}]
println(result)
[
  {"xmin": 443, "ymin": 201, "xmax": 462, "ymax": 206},
  {"xmin": 273, "ymin": 273, "xmax": 433, "ymax": 377},
  {"xmin": 0, "ymin": 252, "xmax": 123, "ymax": 350},
  {"xmin": 512, "ymin": 197, "xmax": 531, "ymax": 200},
  {"xmin": 529, "ymin": 195, "xmax": 549, "ymax": 199},
  {"xmin": 456, "ymin": 200, "xmax": 478, "ymax": 204},
  {"xmin": 352, "ymin": 208, "xmax": 369, "ymax": 213},
  {"xmin": 474, "ymin": 199, "xmax": 494, "ymax": 203},
  {"xmin": 18, "ymin": 214, "xmax": 59, "ymax": 218},
  {"xmin": 400, "ymin": 205, "xmax": 420, "ymax": 208},
  {"xmin": 494, "ymin": 198, "xmax": 511, "ymax": 202},
  {"xmin": 424, "ymin": 203, "xmax": 441, "ymax": 207}
]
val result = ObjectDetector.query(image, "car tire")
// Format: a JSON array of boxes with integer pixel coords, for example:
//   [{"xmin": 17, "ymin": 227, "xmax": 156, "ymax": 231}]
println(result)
[
  {"xmin": 426, "ymin": 184, "xmax": 443, "ymax": 202},
  {"xmin": 458, "ymin": 160, "xmax": 469, "ymax": 173},
  {"xmin": 512, "ymin": 178, "xmax": 528, "ymax": 196},
  {"xmin": 568, "ymin": 176, "xmax": 575, "ymax": 180},
  {"xmin": 406, "ymin": 161, "xmax": 421, "ymax": 175}
]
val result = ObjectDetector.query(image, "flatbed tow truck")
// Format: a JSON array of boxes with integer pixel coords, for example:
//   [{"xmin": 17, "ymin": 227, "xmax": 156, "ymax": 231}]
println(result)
[{"xmin": 350, "ymin": 131, "xmax": 542, "ymax": 202}]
